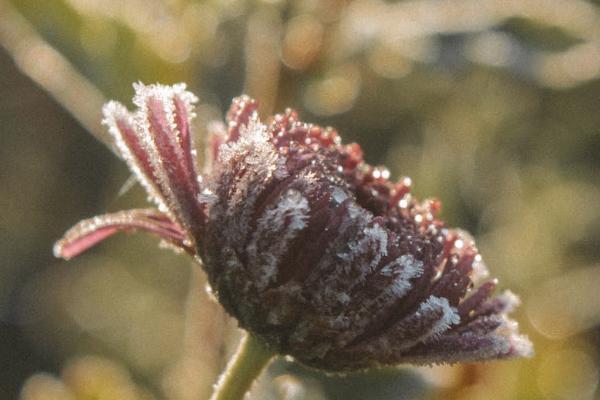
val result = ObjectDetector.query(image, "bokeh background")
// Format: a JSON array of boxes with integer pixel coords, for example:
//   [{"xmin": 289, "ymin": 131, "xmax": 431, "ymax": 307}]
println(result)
[{"xmin": 1, "ymin": 0, "xmax": 599, "ymax": 399}]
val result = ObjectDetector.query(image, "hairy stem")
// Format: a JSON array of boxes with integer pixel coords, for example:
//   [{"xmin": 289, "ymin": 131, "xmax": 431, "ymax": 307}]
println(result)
[{"xmin": 210, "ymin": 333, "xmax": 275, "ymax": 400}]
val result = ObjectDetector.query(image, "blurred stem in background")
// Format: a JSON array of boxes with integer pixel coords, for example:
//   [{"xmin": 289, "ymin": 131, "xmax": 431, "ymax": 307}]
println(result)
[
  {"xmin": 162, "ymin": 266, "xmax": 228, "ymax": 400},
  {"xmin": 243, "ymin": 5, "xmax": 282, "ymax": 116},
  {"xmin": 0, "ymin": 0, "xmax": 117, "ymax": 156},
  {"xmin": 0, "ymin": 3, "xmax": 226, "ymax": 399}
]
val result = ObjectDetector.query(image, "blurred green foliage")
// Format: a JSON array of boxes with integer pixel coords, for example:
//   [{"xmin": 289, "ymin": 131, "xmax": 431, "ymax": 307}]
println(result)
[{"xmin": 1, "ymin": 0, "xmax": 599, "ymax": 399}]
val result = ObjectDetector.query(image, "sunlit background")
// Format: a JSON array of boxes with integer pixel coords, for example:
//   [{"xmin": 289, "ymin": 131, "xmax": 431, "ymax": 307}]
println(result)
[{"xmin": 1, "ymin": 0, "xmax": 599, "ymax": 399}]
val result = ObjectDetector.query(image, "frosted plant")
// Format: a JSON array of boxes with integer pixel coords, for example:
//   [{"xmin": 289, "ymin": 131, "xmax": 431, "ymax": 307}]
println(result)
[{"xmin": 55, "ymin": 83, "xmax": 532, "ymax": 396}]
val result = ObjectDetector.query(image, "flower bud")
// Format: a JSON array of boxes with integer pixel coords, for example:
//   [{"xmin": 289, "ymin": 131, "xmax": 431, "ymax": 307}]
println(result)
[{"xmin": 55, "ymin": 84, "xmax": 532, "ymax": 371}]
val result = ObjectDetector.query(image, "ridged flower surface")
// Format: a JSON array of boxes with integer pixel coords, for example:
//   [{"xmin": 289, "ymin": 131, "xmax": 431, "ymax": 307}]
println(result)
[{"xmin": 55, "ymin": 83, "xmax": 532, "ymax": 371}]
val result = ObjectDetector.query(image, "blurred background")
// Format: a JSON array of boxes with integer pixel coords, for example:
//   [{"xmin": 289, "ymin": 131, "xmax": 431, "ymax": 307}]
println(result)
[{"xmin": 1, "ymin": 0, "xmax": 599, "ymax": 399}]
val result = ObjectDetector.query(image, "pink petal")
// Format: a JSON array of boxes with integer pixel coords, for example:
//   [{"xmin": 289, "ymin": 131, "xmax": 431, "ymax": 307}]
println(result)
[
  {"xmin": 54, "ymin": 209, "xmax": 192, "ymax": 260},
  {"xmin": 173, "ymin": 94, "xmax": 198, "ymax": 182},
  {"xmin": 225, "ymin": 95, "xmax": 258, "ymax": 143},
  {"xmin": 103, "ymin": 101, "xmax": 169, "ymax": 213},
  {"xmin": 133, "ymin": 83, "xmax": 206, "ymax": 237}
]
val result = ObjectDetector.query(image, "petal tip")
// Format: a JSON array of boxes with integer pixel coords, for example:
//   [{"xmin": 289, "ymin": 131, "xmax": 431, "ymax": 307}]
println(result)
[
  {"xmin": 101, "ymin": 101, "xmax": 132, "ymax": 135},
  {"xmin": 132, "ymin": 82, "xmax": 198, "ymax": 109},
  {"xmin": 509, "ymin": 334, "xmax": 534, "ymax": 358},
  {"xmin": 52, "ymin": 240, "xmax": 67, "ymax": 260}
]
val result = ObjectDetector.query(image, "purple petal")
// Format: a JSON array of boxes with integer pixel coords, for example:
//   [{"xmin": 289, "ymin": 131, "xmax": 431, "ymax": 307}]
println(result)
[
  {"xmin": 54, "ymin": 209, "xmax": 192, "ymax": 260},
  {"xmin": 343, "ymin": 295, "xmax": 460, "ymax": 362},
  {"xmin": 132, "ymin": 83, "xmax": 206, "ymax": 237},
  {"xmin": 225, "ymin": 95, "xmax": 258, "ymax": 143},
  {"xmin": 103, "ymin": 101, "xmax": 168, "ymax": 212},
  {"xmin": 458, "ymin": 280, "xmax": 497, "ymax": 320}
]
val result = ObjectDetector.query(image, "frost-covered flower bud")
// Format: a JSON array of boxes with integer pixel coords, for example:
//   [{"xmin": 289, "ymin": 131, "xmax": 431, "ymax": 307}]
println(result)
[{"xmin": 55, "ymin": 83, "xmax": 532, "ymax": 371}]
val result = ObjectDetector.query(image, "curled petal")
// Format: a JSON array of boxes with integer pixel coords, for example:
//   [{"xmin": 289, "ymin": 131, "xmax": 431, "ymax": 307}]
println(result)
[
  {"xmin": 103, "ymin": 101, "xmax": 167, "ymax": 211},
  {"xmin": 103, "ymin": 83, "xmax": 207, "ymax": 245},
  {"xmin": 132, "ymin": 83, "xmax": 206, "ymax": 238},
  {"xmin": 54, "ymin": 209, "xmax": 192, "ymax": 260}
]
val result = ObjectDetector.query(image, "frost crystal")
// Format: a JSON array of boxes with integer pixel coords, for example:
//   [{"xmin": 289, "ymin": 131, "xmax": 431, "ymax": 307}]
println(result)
[{"xmin": 55, "ymin": 84, "xmax": 532, "ymax": 371}]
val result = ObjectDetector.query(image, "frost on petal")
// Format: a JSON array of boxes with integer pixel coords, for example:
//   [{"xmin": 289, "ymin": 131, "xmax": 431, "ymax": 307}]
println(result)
[
  {"xmin": 102, "ymin": 101, "xmax": 167, "ymax": 211},
  {"xmin": 200, "ymin": 95, "xmax": 532, "ymax": 371},
  {"xmin": 54, "ymin": 209, "xmax": 192, "ymax": 260},
  {"xmin": 246, "ymin": 188, "xmax": 310, "ymax": 290},
  {"xmin": 335, "ymin": 296, "xmax": 460, "ymax": 369},
  {"xmin": 131, "ymin": 83, "xmax": 206, "ymax": 237},
  {"xmin": 398, "ymin": 329, "xmax": 533, "ymax": 366},
  {"xmin": 172, "ymin": 86, "xmax": 202, "ymax": 196},
  {"xmin": 102, "ymin": 84, "xmax": 207, "ymax": 241},
  {"xmin": 206, "ymin": 118, "xmax": 289, "ymax": 253},
  {"xmin": 225, "ymin": 95, "xmax": 258, "ymax": 143}
]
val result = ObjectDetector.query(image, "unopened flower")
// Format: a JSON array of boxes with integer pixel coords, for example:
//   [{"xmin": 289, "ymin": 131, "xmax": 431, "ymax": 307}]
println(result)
[{"xmin": 55, "ymin": 83, "xmax": 532, "ymax": 371}]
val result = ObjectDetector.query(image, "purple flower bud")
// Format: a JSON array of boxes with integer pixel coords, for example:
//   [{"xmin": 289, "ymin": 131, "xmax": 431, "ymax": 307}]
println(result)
[{"xmin": 55, "ymin": 83, "xmax": 532, "ymax": 371}]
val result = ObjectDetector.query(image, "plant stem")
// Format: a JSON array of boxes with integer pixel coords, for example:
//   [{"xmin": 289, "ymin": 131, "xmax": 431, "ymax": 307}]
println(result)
[
  {"xmin": 210, "ymin": 332, "xmax": 275, "ymax": 400},
  {"xmin": 0, "ymin": 0, "xmax": 118, "ymax": 157}
]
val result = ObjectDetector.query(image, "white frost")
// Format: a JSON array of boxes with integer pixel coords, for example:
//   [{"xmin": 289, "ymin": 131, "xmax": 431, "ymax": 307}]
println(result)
[
  {"xmin": 340, "ymin": 224, "xmax": 388, "ymax": 273},
  {"xmin": 331, "ymin": 187, "xmax": 349, "ymax": 204},
  {"xmin": 247, "ymin": 188, "xmax": 310, "ymax": 289},
  {"xmin": 381, "ymin": 254, "xmax": 424, "ymax": 298},
  {"xmin": 420, "ymin": 295, "xmax": 460, "ymax": 339}
]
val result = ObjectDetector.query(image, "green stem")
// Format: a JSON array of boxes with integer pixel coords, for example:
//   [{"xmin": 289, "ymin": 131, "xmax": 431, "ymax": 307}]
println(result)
[{"xmin": 210, "ymin": 332, "xmax": 275, "ymax": 400}]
